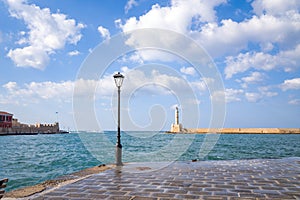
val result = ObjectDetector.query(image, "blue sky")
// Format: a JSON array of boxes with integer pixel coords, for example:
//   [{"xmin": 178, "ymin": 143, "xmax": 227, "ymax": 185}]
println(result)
[{"xmin": 0, "ymin": 0, "xmax": 299, "ymax": 131}]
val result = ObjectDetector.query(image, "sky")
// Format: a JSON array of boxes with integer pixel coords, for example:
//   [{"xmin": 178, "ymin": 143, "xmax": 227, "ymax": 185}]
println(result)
[{"xmin": 0, "ymin": 0, "xmax": 299, "ymax": 131}]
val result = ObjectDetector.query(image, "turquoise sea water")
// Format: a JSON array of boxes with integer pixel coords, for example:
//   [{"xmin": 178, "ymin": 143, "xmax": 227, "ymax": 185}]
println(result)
[{"xmin": 1, "ymin": 132, "xmax": 300, "ymax": 191}]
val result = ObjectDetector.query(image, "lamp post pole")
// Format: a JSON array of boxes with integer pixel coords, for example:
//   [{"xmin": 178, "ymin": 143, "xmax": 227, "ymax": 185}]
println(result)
[
  {"xmin": 116, "ymin": 84, "xmax": 122, "ymax": 165},
  {"xmin": 113, "ymin": 72, "xmax": 124, "ymax": 166}
]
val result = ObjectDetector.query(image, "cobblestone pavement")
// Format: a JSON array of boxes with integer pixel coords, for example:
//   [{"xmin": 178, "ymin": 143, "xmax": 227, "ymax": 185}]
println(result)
[{"xmin": 29, "ymin": 157, "xmax": 299, "ymax": 200}]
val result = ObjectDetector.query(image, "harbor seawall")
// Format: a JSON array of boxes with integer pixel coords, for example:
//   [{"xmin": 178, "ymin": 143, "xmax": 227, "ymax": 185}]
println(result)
[
  {"xmin": 167, "ymin": 128, "xmax": 300, "ymax": 134},
  {"xmin": 0, "ymin": 122, "xmax": 69, "ymax": 135}
]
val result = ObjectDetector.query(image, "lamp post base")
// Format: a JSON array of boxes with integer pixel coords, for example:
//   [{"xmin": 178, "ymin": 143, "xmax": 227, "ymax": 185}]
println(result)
[{"xmin": 116, "ymin": 146, "xmax": 123, "ymax": 166}]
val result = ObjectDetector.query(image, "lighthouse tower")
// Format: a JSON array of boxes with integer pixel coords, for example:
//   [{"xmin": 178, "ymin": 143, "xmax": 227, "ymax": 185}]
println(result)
[
  {"xmin": 170, "ymin": 107, "xmax": 183, "ymax": 132},
  {"xmin": 175, "ymin": 107, "xmax": 179, "ymax": 125}
]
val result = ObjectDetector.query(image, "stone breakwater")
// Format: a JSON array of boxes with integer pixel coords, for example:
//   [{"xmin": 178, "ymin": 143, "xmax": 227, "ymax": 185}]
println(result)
[{"xmin": 167, "ymin": 128, "xmax": 300, "ymax": 134}]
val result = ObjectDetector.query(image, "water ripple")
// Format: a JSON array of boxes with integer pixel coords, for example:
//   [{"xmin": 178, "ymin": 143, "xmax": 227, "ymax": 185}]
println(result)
[{"xmin": 0, "ymin": 132, "xmax": 299, "ymax": 191}]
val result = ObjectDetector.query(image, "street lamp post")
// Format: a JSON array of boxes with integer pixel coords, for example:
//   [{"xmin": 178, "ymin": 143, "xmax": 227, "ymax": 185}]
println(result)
[{"xmin": 113, "ymin": 72, "xmax": 124, "ymax": 166}]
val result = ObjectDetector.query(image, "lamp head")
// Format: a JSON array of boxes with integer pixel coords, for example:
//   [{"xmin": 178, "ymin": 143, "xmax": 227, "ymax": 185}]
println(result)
[{"xmin": 113, "ymin": 72, "xmax": 124, "ymax": 88}]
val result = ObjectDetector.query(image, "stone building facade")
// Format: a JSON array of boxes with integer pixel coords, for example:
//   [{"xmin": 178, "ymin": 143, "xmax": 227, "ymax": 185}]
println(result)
[
  {"xmin": 0, "ymin": 111, "xmax": 13, "ymax": 128},
  {"xmin": 0, "ymin": 111, "xmax": 60, "ymax": 134}
]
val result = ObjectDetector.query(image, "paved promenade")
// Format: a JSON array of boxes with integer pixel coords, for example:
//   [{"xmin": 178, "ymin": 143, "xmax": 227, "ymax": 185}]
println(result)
[{"xmin": 27, "ymin": 157, "xmax": 300, "ymax": 199}]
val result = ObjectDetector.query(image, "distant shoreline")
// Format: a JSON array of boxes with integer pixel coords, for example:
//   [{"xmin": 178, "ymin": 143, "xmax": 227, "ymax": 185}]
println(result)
[{"xmin": 166, "ymin": 128, "xmax": 300, "ymax": 134}]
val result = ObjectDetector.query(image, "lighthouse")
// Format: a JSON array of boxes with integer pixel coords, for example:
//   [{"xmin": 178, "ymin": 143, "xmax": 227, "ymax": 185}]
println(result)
[
  {"xmin": 170, "ymin": 106, "xmax": 182, "ymax": 132},
  {"xmin": 175, "ymin": 107, "xmax": 179, "ymax": 125}
]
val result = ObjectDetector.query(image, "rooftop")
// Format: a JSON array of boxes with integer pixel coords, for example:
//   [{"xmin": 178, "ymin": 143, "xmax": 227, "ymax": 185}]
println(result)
[{"xmin": 0, "ymin": 111, "xmax": 13, "ymax": 116}]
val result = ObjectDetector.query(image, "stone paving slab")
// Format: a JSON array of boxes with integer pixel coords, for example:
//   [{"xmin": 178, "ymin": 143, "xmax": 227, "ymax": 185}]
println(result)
[{"xmin": 27, "ymin": 157, "xmax": 300, "ymax": 199}]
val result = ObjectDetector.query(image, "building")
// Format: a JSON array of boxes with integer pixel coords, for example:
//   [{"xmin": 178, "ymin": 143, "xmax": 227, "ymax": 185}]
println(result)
[
  {"xmin": 0, "ymin": 111, "xmax": 63, "ymax": 135},
  {"xmin": 0, "ymin": 111, "xmax": 13, "ymax": 128},
  {"xmin": 170, "ymin": 107, "xmax": 183, "ymax": 132}
]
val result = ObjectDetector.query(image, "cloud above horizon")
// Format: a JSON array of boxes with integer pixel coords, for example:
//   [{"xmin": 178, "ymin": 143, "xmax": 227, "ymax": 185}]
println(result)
[
  {"xmin": 280, "ymin": 78, "xmax": 300, "ymax": 91},
  {"xmin": 5, "ymin": 0, "xmax": 84, "ymax": 69},
  {"xmin": 1, "ymin": 0, "xmax": 299, "ymax": 129},
  {"xmin": 97, "ymin": 26, "xmax": 110, "ymax": 41},
  {"xmin": 0, "ymin": 69, "xmax": 209, "ymax": 105},
  {"xmin": 117, "ymin": 0, "xmax": 300, "ymax": 80}
]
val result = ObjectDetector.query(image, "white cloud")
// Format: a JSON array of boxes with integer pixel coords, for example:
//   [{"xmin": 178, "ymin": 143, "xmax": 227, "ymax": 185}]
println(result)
[
  {"xmin": 3, "ymin": 81, "xmax": 18, "ymax": 91},
  {"xmin": 211, "ymin": 88, "xmax": 244, "ymax": 103},
  {"xmin": 118, "ymin": 0, "xmax": 226, "ymax": 62},
  {"xmin": 114, "ymin": 19, "xmax": 122, "ymax": 29},
  {"xmin": 280, "ymin": 78, "xmax": 300, "ymax": 91},
  {"xmin": 6, "ymin": 0, "xmax": 84, "ymax": 69},
  {"xmin": 190, "ymin": 81, "xmax": 207, "ymax": 92},
  {"xmin": 68, "ymin": 50, "xmax": 80, "ymax": 56},
  {"xmin": 1, "ymin": 79, "xmax": 104, "ymax": 102},
  {"xmin": 117, "ymin": 0, "xmax": 300, "ymax": 70},
  {"xmin": 180, "ymin": 66, "xmax": 196, "ymax": 76},
  {"xmin": 7, "ymin": 46, "xmax": 50, "ymax": 70},
  {"xmin": 263, "ymin": 91, "xmax": 278, "ymax": 97},
  {"xmin": 120, "ymin": 0, "xmax": 225, "ymax": 33},
  {"xmin": 240, "ymin": 71, "xmax": 265, "ymax": 88},
  {"xmin": 129, "ymin": 49, "xmax": 178, "ymax": 63},
  {"xmin": 128, "ymin": 53, "xmax": 144, "ymax": 64},
  {"xmin": 23, "ymin": 81, "xmax": 73, "ymax": 99},
  {"xmin": 259, "ymin": 42, "xmax": 274, "ymax": 52},
  {"xmin": 118, "ymin": 69, "xmax": 199, "ymax": 96},
  {"xmin": 245, "ymin": 92, "xmax": 261, "ymax": 102},
  {"xmin": 242, "ymin": 72, "xmax": 264, "ymax": 83},
  {"xmin": 252, "ymin": 0, "xmax": 300, "ymax": 16},
  {"xmin": 192, "ymin": 12, "xmax": 300, "ymax": 58},
  {"xmin": 122, "ymin": 69, "xmax": 195, "ymax": 96},
  {"xmin": 258, "ymin": 86, "xmax": 278, "ymax": 97},
  {"xmin": 225, "ymin": 44, "xmax": 300, "ymax": 78},
  {"xmin": 224, "ymin": 88, "xmax": 244, "ymax": 102},
  {"xmin": 210, "ymin": 88, "xmax": 246, "ymax": 103},
  {"xmin": 1, "ymin": 79, "xmax": 110, "ymax": 105},
  {"xmin": 125, "ymin": 0, "xmax": 138, "ymax": 13},
  {"xmin": 288, "ymin": 99, "xmax": 300, "ymax": 105},
  {"xmin": 121, "ymin": 66, "xmax": 129, "ymax": 72},
  {"xmin": 1, "ymin": 69, "xmax": 205, "ymax": 104},
  {"xmin": 97, "ymin": 26, "xmax": 110, "ymax": 41}
]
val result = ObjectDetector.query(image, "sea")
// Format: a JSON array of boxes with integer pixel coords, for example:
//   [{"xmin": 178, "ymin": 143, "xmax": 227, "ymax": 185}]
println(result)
[{"xmin": 1, "ymin": 132, "xmax": 300, "ymax": 192}]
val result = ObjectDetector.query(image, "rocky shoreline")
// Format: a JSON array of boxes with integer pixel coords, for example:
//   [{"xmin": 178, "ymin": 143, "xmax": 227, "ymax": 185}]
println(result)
[{"xmin": 3, "ymin": 164, "xmax": 113, "ymax": 199}]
